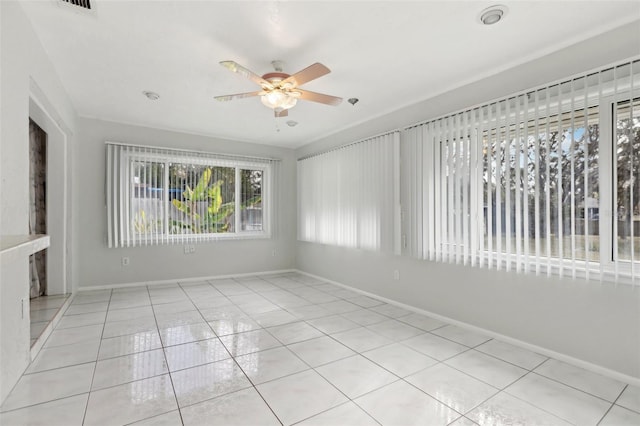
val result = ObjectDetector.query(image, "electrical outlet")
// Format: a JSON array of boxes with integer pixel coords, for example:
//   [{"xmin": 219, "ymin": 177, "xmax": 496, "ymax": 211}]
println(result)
[
  {"xmin": 393, "ymin": 270, "xmax": 400, "ymax": 280},
  {"xmin": 122, "ymin": 257, "xmax": 130, "ymax": 266},
  {"xmin": 184, "ymin": 245, "xmax": 196, "ymax": 254}
]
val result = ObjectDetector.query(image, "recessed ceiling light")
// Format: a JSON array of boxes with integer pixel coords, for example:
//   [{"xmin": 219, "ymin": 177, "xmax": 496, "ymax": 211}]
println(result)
[
  {"xmin": 478, "ymin": 5, "xmax": 508, "ymax": 25},
  {"xmin": 286, "ymin": 120, "xmax": 298, "ymax": 127},
  {"xmin": 142, "ymin": 91, "xmax": 160, "ymax": 100}
]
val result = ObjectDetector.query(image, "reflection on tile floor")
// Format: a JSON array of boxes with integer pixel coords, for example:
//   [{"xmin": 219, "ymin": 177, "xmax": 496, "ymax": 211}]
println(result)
[{"xmin": 2, "ymin": 272, "xmax": 639, "ymax": 425}]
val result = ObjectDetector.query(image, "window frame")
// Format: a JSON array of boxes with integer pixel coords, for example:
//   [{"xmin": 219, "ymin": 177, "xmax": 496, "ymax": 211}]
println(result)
[{"xmin": 122, "ymin": 149, "xmax": 272, "ymax": 245}]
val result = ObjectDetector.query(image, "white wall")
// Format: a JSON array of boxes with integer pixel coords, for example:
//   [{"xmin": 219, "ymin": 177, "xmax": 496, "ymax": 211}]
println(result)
[
  {"xmin": 295, "ymin": 21, "xmax": 640, "ymax": 381},
  {"xmin": 0, "ymin": 1, "xmax": 77, "ymax": 403},
  {"xmin": 74, "ymin": 118, "xmax": 297, "ymax": 288}
]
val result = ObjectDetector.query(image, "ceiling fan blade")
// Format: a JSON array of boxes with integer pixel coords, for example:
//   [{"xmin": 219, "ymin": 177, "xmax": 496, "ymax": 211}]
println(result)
[
  {"xmin": 297, "ymin": 89, "xmax": 343, "ymax": 106},
  {"xmin": 219, "ymin": 61, "xmax": 273, "ymax": 90},
  {"xmin": 214, "ymin": 91, "xmax": 263, "ymax": 102},
  {"xmin": 275, "ymin": 109, "xmax": 288, "ymax": 118},
  {"xmin": 281, "ymin": 63, "xmax": 330, "ymax": 88}
]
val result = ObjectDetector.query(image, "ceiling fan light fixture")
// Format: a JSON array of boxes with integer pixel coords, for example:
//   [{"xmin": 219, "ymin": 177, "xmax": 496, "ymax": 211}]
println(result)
[{"xmin": 261, "ymin": 89, "xmax": 297, "ymax": 110}]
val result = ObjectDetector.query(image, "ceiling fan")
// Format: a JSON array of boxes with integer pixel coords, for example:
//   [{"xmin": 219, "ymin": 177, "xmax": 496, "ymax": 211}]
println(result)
[{"xmin": 214, "ymin": 60, "xmax": 342, "ymax": 117}]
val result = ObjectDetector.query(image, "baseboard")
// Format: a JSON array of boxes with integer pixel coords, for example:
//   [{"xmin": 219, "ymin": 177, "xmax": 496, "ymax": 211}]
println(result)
[
  {"xmin": 295, "ymin": 269, "xmax": 640, "ymax": 388},
  {"xmin": 77, "ymin": 269, "xmax": 298, "ymax": 291}
]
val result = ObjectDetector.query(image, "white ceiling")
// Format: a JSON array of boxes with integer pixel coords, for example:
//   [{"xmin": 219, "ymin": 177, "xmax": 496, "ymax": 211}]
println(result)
[{"xmin": 20, "ymin": 0, "xmax": 640, "ymax": 148}]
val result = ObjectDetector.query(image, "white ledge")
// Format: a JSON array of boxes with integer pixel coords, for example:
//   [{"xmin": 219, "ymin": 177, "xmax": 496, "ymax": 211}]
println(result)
[{"xmin": 0, "ymin": 235, "xmax": 50, "ymax": 256}]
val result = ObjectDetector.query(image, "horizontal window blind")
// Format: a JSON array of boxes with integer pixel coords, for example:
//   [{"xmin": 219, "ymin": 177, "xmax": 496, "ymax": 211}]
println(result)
[
  {"xmin": 298, "ymin": 131, "xmax": 400, "ymax": 253},
  {"xmin": 106, "ymin": 143, "xmax": 278, "ymax": 247},
  {"xmin": 403, "ymin": 59, "xmax": 639, "ymax": 284}
]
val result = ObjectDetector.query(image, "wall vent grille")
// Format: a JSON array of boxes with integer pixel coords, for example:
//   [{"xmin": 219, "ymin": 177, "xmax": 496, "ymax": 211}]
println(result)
[{"xmin": 60, "ymin": 0, "xmax": 91, "ymax": 10}]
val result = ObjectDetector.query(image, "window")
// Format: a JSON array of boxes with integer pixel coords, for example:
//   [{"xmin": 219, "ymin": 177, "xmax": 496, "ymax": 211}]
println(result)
[
  {"xmin": 403, "ymin": 59, "xmax": 639, "ymax": 283},
  {"xmin": 106, "ymin": 143, "xmax": 276, "ymax": 247},
  {"xmin": 297, "ymin": 131, "xmax": 400, "ymax": 252}
]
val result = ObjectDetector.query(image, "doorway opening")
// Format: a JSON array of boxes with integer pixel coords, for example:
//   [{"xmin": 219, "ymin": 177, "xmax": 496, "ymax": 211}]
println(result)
[{"xmin": 28, "ymin": 89, "xmax": 72, "ymax": 348}]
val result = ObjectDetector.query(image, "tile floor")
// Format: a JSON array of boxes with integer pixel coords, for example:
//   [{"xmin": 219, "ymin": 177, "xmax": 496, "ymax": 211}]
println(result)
[
  {"xmin": 29, "ymin": 294, "xmax": 70, "ymax": 346},
  {"xmin": 2, "ymin": 272, "xmax": 639, "ymax": 425}
]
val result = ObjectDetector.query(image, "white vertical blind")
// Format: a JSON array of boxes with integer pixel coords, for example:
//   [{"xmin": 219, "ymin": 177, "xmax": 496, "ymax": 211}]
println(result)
[
  {"xmin": 402, "ymin": 59, "xmax": 640, "ymax": 285},
  {"xmin": 106, "ymin": 143, "xmax": 277, "ymax": 247},
  {"xmin": 297, "ymin": 131, "xmax": 400, "ymax": 253}
]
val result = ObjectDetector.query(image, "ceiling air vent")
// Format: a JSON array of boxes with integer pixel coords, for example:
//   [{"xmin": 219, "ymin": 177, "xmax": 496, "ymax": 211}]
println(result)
[{"xmin": 60, "ymin": 0, "xmax": 91, "ymax": 10}]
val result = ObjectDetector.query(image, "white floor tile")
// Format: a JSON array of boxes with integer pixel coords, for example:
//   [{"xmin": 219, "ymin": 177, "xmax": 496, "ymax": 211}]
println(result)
[
  {"xmin": 449, "ymin": 416, "xmax": 479, "ymax": 426},
  {"xmin": 354, "ymin": 380, "xmax": 459, "ymax": 426},
  {"xmin": 150, "ymin": 294, "xmax": 190, "ymax": 305},
  {"xmin": 219, "ymin": 329, "xmax": 282, "ymax": 356},
  {"xmin": 44, "ymin": 324, "xmax": 103, "ymax": 348},
  {"xmin": 163, "ymin": 338, "xmax": 230, "ymax": 371},
  {"xmin": 199, "ymin": 305, "xmax": 247, "ymax": 321},
  {"xmin": 7, "ymin": 284, "xmax": 639, "ymax": 426},
  {"xmin": 102, "ymin": 317, "xmax": 157, "ymax": 339},
  {"xmin": 151, "ymin": 300, "xmax": 197, "ymax": 315},
  {"xmin": 92, "ymin": 348, "xmax": 168, "ymax": 390},
  {"xmin": 0, "ymin": 363, "xmax": 94, "ymax": 412},
  {"xmin": 346, "ymin": 295, "xmax": 385, "ymax": 308},
  {"xmin": 316, "ymin": 355, "xmax": 398, "ymax": 399},
  {"xmin": 27, "ymin": 339, "xmax": 99, "ymax": 373},
  {"xmin": 155, "ymin": 310, "xmax": 205, "ymax": 329},
  {"xmin": 181, "ymin": 388, "xmax": 280, "ymax": 426},
  {"xmin": 467, "ymin": 391, "xmax": 572, "ymax": 426},
  {"xmin": 365, "ymin": 319, "xmax": 424, "ymax": 341},
  {"xmin": 267, "ymin": 321, "xmax": 324, "ymax": 345},
  {"xmin": 505, "ymin": 373, "xmax": 611, "ymax": 425},
  {"xmin": 105, "ymin": 306, "xmax": 154, "ymax": 323},
  {"xmin": 56, "ymin": 311, "xmax": 106, "ymax": 329},
  {"xmin": 64, "ymin": 301, "xmax": 109, "ymax": 315},
  {"xmin": 617, "ymin": 384, "xmax": 640, "ymax": 413},
  {"xmin": 129, "ymin": 410, "xmax": 183, "ymax": 425},
  {"xmin": 256, "ymin": 369, "xmax": 348, "ymax": 425},
  {"xmin": 431, "ymin": 325, "xmax": 491, "ymax": 347},
  {"xmin": 252, "ymin": 309, "xmax": 299, "ymax": 327},
  {"xmin": 534, "ymin": 358, "xmax": 626, "ymax": 402},
  {"xmin": 30, "ymin": 308, "xmax": 61, "ymax": 323},
  {"xmin": 98, "ymin": 330, "xmax": 162, "ymax": 360},
  {"xmin": 287, "ymin": 304, "xmax": 333, "ymax": 320},
  {"xmin": 235, "ymin": 346, "xmax": 309, "ymax": 384},
  {"xmin": 475, "ymin": 340, "xmax": 547, "ymax": 370},
  {"xmin": 600, "ymin": 405, "xmax": 640, "ymax": 426},
  {"xmin": 362, "ymin": 342, "xmax": 438, "ymax": 377},
  {"xmin": 401, "ymin": 332, "xmax": 468, "ymax": 360},
  {"xmin": 72, "ymin": 292, "xmax": 110, "ymax": 305},
  {"xmin": 330, "ymin": 327, "xmax": 392, "ymax": 352},
  {"xmin": 160, "ymin": 323, "xmax": 216, "ymax": 347},
  {"xmin": 193, "ymin": 296, "xmax": 234, "ymax": 310},
  {"xmin": 369, "ymin": 303, "xmax": 412, "ymax": 318},
  {"xmin": 109, "ymin": 298, "xmax": 151, "ymax": 310},
  {"xmin": 406, "ymin": 363, "xmax": 499, "ymax": 413},
  {"xmin": 84, "ymin": 375, "xmax": 177, "ymax": 426},
  {"xmin": 0, "ymin": 393, "xmax": 88, "ymax": 426},
  {"xmin": 208, "ymin": 317, "xmax": 261, "ymax": 336},
  {"xmin": 307, "ymin": 315, "xmax": 360, "ymax": 334},
  {"xmin": 171, "ymin": 359, "xmax": 251, "ymax": 407},
  {"xmin": 318, "ymin": 300, "xmax": 361, "ymax": 314},
  {"xmin": 297, "ymin": 401, "xmax": 379, "ymax": 426},
  {"xmin": 341, "ymin": 309, "xmax": 388, "ymax": 326},
  {"xmin": 445, "ymin": 350, "xmax": 527, "ymax": 388},
  {"xmin": 288, "ymin": 336, "xmax": 356, "ymax": 367}
]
